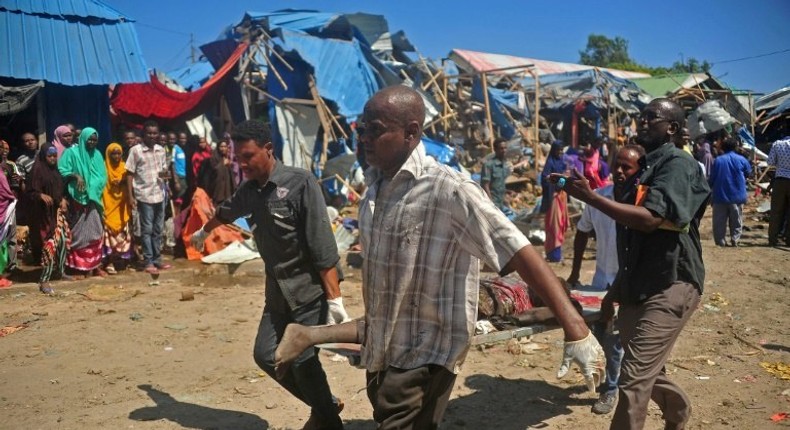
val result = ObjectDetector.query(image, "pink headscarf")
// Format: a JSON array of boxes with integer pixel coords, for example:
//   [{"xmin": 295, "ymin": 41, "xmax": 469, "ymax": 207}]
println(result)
[{"xmin": 52, "ymin": 125, "xmax": 72, "ymax": 159}]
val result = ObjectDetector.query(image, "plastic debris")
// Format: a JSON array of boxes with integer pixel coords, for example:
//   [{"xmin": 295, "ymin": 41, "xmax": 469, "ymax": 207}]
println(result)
[
  {"xmin": 759, "ymin": 362, "xmax": 790, "ymax": 380},
  {"xmin": 770, "ymin": 413, "xmax": 788, "ymax": 423}
]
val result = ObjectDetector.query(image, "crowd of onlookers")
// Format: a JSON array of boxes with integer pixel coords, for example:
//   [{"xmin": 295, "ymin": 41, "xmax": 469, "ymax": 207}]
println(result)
[{"xmin": 0, "ymin": 121, "xmax": 241, "ymax": 294}]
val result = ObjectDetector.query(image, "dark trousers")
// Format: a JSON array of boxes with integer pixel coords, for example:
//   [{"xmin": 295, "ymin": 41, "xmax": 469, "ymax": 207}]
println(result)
[
  {"xmin": 366, "ymin": 365, "xmax": 456, "ymax": 430},
  {"xmin": 769, "ymin": 178, "xmax": 790, "ymax": 245},
  {"xmin": 253, "ymin": 298, "xmax": 342, "ymax": 429},
  {"xmin": 610, "ymin": 282, "xmax": 700, "ymax": 430}
]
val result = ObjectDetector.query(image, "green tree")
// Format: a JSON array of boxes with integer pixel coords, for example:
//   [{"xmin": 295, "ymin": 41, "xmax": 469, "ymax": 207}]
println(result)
[
  {"xmin": 579, "ymin": 34, "xmax": 632, "ymax": 67},
  {"xmin": 579, "ymin": 34, "xmax": 711, "ymax": 75}
]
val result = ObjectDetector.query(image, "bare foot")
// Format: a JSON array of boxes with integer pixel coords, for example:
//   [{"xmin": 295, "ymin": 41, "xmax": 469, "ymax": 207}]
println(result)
[{"xmin": 274, "ymin": 323, "xmax": 314, "ymax": 379}]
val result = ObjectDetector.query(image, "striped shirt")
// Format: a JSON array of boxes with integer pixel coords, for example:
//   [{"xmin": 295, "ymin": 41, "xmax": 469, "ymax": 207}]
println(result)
[
  {"xmin": 768, "ymin": 137, "xmax": 790, "ymax": 179},
  {"xmin": 359, "ymin": 143, "xmax": 529, "ymax": 374}
]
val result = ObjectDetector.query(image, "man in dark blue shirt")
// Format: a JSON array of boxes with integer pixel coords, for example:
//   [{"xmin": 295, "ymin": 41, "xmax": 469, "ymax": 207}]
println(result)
[
  {"xmin": 557, "ymin": 98, "xmax": 710, "ymax": 430},
  {"xmin": 191, "ymin": 120, "xmax": 346, "ymax": 429},
  {"xmin": 709, "ymin": 137, "xmax": 751, "ymax": 246}
]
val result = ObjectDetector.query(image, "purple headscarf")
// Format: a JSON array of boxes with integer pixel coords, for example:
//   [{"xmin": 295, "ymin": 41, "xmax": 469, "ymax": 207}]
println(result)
[{"xmin": 52, "ymin": 125, "xmax": 72, "ymax": 159}]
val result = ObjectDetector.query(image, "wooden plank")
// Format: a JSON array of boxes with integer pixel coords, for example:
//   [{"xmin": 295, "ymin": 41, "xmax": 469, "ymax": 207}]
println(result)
[
  {"xmin": 308, "ymin": 76, "xmax": 334, "ymax": 166},
  {"xmin": 481, "ymin": 72, "xmax": 495, "ymax": 149}
]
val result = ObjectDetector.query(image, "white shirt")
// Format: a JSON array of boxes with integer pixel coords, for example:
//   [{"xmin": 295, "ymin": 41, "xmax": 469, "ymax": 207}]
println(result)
[{"xmin": 576, "ymin": 184, "xmax": 618, "ymax": 289}]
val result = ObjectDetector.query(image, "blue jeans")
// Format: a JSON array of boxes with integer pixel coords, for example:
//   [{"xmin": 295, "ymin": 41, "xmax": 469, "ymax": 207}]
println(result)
[
  {"xmin": 137, "ymin": 201, "xmax": 164, "ymax": 266},
  {"xmin": 592, "ymin": 320, "xmax": 623, "ymax": 396}
]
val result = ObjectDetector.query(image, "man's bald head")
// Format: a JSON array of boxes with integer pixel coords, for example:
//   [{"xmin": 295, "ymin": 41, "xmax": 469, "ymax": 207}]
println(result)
[
  {"xmin": 366, "ymin": 85, "xmax": 425, "ymax": 129},
  {"xmin": 651, "ymin": 98, "xmax": 685, "ymax": 126},
  {"xmin": 360, "ymin": 86, "xmax": 426, "ymax": 178}
]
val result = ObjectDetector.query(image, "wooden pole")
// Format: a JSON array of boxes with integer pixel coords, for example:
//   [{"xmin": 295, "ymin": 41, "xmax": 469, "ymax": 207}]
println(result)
[
  {"xmin": 529, "ymin": 68, "xmax": 541, "ymax": 183},
  {"xmin": 481, "ymin": 72, "xmax": 495, "ymax": 149},
  {"xmin": 309, "ymin": 77, "xmax": 333, "ymax": 167},
  {"xmin": 442, "ymin": 74, "xmax": 450, "ymax": 134}
]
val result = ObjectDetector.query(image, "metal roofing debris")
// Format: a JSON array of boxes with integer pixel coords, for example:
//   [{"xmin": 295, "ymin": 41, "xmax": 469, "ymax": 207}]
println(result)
[
  {"xmin": 755, "ymin": 86, "xmax": 790, "ymax": 111},
  {"xmin": 166, "ymin": 60, "xmax": 215, "ymax": 91},
  {"xmin": 270, "ymin": 29, "xmax": 380, "ymax": 120},
  {"xmin": 0, "ymin": 0, "xmax": 149, "ymax": 86},
  {"xmin": 2, "ymin": 0, "xmax": 130, "ymax": 21},
  {"xmin": 631, "ymin": 73, "xmax": 710, "ymax": 98},
  {"xmin": 449, "ymin": 49, "xmax": 651, "ymax": 79}
]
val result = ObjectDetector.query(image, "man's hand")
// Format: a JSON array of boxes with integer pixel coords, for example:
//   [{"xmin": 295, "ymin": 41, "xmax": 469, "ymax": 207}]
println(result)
[
  {"xmin": 557, "ymin": 331, "xmax": 606, "ymax": 393},
  {"xmin": 327, "ymin": 297, "xmax": 351, "ymax": 325},
  {"xmin": 59, "ymin": 198, "xmax": 68, "ymax": 213},
  {"xmin": 129, "ymin": 198, "xmax": 137, "ymax": 210},
  {"xmin": 550, "ymin": 168, "xmax": 595, "ymax": 202},
  {"xmin": 190, "ymin": 227, "xmax": 209, "ymax": 252}
]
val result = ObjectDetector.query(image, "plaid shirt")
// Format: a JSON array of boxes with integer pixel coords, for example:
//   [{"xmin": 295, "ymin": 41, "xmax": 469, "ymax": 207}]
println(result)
[
  {"xmin": 125, "ymin": 143, "xmax": 167, "ymax": 204},
  {"xmin": 359, "ymin": 143, "xmax": 529, "ymax": 373}
]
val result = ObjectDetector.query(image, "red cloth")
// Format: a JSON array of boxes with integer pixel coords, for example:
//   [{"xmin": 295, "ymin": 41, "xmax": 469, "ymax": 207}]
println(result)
[{"xmin": 111, "ymin": 43, "xmax": 248, "ymax": 122}]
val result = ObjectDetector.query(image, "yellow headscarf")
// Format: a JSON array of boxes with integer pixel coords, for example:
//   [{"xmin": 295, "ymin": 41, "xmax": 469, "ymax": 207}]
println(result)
[{"xmin": 101, "ymin": 143, "xmax": 130, "ymax": 234}]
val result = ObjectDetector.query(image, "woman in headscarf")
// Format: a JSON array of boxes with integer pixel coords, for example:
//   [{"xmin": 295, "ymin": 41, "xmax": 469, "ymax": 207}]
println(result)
[
  {"xmin": 101, "ymin": 143, "xmax": 131, "ymax": 274},
  {"xmin": 540, "ymin": 140, "xmax": 569, "ymax": 262},
  {"xmin": 198, "ymin": 139, "xmax": 235, "ymax": 206},
  {"xmin": 0, "ymin": 166, "xmax": 16, "ymax": 289},
  {"xmin": 26, "ymin": 143, "xmax": 71, "ymax": 294},
  {"xmin": 58, "ymin": 127, "xmax": 107, "ymax": 278},
  {"xmin": 190, "ymin": 136, "xmax": 212, "ymax": 179},
  {"xmin": 51, "ymin": 125, "xmax": 74, "ymax": 159}
]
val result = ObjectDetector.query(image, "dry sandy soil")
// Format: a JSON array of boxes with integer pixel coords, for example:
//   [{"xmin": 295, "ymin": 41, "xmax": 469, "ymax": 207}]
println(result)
[{"xmin": 1, "ymin": 196, "xmax": 789, "ymax": 430}]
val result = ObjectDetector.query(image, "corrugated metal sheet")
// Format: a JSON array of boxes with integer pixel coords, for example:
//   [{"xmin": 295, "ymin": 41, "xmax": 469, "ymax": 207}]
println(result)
[
  {"xmin": 450, "ymin": 49, "xmax": 650, "ymax": 80},
  {"xmin": 2, "ymin": 0, "xmax": 130, "ymax": 21},
  {"xmin": 631, "ymin": 73, "xmax": 710, "ymax": 98},
  {"xmin": 0, "ymin": 1, "xmax": 148, "ymax": 85}
]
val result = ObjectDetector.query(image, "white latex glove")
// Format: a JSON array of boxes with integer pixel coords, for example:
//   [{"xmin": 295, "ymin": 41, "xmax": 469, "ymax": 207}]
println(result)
[
  {"xmin": 327, "ymin": 297, "xmax": 351, "ymax": 325},
  {"xmin": 190, "ymin": 227, "xmax": 208, "ymax": 252},
  {"xmin": 556, "ymin": 331, "xmax": 606, "ymax": 392}
]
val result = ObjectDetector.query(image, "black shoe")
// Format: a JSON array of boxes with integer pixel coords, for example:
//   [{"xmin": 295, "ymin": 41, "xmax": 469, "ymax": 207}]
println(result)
[{"xmin": 591, "ymin": 392, "xmax": 617, "ymax": 414}]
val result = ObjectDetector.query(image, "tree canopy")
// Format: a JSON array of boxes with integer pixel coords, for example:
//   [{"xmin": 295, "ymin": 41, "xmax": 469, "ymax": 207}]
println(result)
[{"xmin": 579, "ymin": 34, "xmax": 711, "ymax": 75}]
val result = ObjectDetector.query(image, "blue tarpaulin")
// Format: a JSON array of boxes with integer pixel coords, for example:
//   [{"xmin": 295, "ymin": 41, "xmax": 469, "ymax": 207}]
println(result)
[
  {"xmin": 472, "ymin": 77, "xmax": 528, "ymax": 139},
  {"xmin": 167, "ymin": 60, "xmax": 215, "ymax": 91},
  {"xmin": 422, "ymin": 137, "xmax": 460, "ymax": 170},
  {"xmin": 268, "ymin": 29, "xmax": 380, "ymax": 121}
]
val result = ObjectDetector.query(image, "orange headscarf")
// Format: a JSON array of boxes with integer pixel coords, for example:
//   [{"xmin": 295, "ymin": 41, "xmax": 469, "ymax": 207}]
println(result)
[{"xmin": 101, "ymin": 143, "xmax": 130, "ymax": 234}]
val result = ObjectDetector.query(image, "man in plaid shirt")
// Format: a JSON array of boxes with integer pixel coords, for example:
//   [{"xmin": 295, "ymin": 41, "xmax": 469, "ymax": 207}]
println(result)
[{"xmin": 274, "ymin": 86, "xmax": 603, "ymax": 429}]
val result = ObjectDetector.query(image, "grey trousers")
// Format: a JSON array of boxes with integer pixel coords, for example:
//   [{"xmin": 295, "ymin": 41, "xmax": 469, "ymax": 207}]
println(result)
[
  {"xmin": 610, "ymin": 282, "xmax": 701, "ymax": 430},
  {"xmin": 712, "ymin": 203, "xmax": 743, "ymax": 246}
]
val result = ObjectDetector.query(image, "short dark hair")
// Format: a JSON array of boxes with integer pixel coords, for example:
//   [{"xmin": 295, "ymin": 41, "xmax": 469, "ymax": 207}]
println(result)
[
  {"xmin": 232, "ymin": 120, "xmax": 271, "ymax": 147},
  {"xmin": 143, "ymin": 120, "xmax": 159, "ymax": 130},
  {"xmin": 622, "ymin": 143, "xmax": 646, "ymax": 158},
  {"xmin": 721, "ymin": 137, "xmax": 738, "ymax": 152},
  {"xmin": 493, "ymin": 138, "xmax": 506, "ymax": 148}
]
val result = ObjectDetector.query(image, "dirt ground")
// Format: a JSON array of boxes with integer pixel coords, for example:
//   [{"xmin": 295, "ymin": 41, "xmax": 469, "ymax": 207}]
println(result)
[{"xmin": 1, "ymin": 196, "xmax": 789, "ymax": 430}]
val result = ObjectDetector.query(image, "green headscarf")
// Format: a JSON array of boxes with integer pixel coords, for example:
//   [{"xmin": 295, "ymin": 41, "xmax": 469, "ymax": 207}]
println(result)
[{"xmin": 58, "ymin": 127, "xmax": 107, "ymax": 210}]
